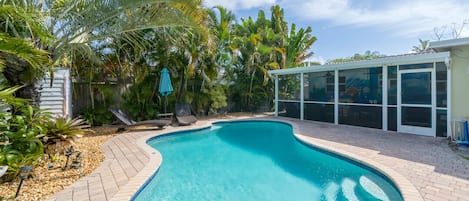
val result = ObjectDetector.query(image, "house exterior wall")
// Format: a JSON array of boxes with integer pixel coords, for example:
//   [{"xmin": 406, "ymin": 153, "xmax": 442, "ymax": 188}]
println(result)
[
  {"xmin": 271, "ymin": 52, "xmax": 450, "ymax": 137},
  {"xmin": 450, "ymin": 46, "xmax": 469, "ymax": 120}
]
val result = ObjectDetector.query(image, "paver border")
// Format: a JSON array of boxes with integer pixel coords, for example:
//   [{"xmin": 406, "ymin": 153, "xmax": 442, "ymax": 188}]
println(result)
[{"xmin": 109, "ymin": 118, "xmax": 424, "ymax": 200}]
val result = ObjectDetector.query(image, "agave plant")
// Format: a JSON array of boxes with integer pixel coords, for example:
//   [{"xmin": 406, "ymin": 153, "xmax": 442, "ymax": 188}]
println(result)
[{"xmin": 40, "ymin": 117, "xmax": 92, "ymax": 146}]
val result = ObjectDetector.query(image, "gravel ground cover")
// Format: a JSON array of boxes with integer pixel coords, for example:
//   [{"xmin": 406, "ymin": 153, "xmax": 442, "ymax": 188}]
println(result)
[{"xmin": 0, "ymin": 126, "xmax": 119, "ymax": 201}]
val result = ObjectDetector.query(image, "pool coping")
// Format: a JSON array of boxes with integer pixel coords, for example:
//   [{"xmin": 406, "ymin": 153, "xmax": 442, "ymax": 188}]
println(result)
[
  {"xmin": 110, "ymin": 118, "xmax": 423, "ymax": 201},
  {"xmin": 109, "ymin": 121, "xmax": 213, "ymax": 201}
]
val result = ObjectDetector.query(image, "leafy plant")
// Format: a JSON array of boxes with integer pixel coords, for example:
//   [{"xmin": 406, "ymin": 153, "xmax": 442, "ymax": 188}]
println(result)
[
  {"xmin": 40, "ymin": 117, "xmax": 92, "ymax": 146},
  {"xmin": 122, "ymin": 73, "xmax": 161, "ymax": 121},
  {"xmin": 0, "ymin": 94, "xmax": 51, "ymax": 181},
  {"xmin": 78, "ymin": 104, "xmax": 114, "ymax": 126},
  {"xmin": 39, "ymin": 117, "xmax": 92, "ymax": 163}
]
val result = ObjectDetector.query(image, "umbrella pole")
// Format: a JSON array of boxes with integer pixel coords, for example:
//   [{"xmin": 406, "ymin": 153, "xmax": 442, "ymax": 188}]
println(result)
[{"xmin": 164, "ymin": 96, "xmax": 167, "ymax": 114}]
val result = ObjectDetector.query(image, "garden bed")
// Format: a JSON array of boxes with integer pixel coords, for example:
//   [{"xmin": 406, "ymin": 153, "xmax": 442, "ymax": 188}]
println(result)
[{"xmin": 0, "ymin": 126, "xmax": 119, "ymax": 201}]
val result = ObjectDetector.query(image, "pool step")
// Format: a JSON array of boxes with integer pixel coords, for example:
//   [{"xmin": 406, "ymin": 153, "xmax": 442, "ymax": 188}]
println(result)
[{"xmin": 358, "ymin": 175, "xmax": 390, "ymax": 201}]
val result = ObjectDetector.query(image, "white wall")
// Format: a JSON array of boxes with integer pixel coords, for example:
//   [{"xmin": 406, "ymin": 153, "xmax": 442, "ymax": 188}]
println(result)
[{"xmin": 39, "ymin": 68, "xmax": 72, "ymax": 118}]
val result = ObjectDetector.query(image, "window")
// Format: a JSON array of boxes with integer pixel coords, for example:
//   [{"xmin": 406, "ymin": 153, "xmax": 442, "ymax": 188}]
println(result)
[
  {"xmin": 436, "ymin": 109, "xmax": 447, "ymax": 137},
  {"xmin": 278, "ymin": 102, "xmax": 300, "ymax": 118},
  {"xmin": 304, "ymin": 71, "xmax": 335, "ymax": 102},
  {"xmin": 436, "ymin": 62, "xmax": 447, "ymax": 108},
  {"xmin": 339, "ymin": 105, "xmax": 382, "ymax": 129},
  {"xmin": 388, "ymin": 66, "xmax": 397, "ymax": 105},
  {"xmin": 399, "ymin": 63, "xmax": 433, "ymax": 70},
  {"xmin": 339, "ymin": 67, "xmax": 382, "ymax": 104},
  {"xmin": 279, "ymin": 74, "xmax": 300, "ymax": 100},
  {"xmin": 304, "ymin": 103, "xmax": 334, "ymax": 123}
]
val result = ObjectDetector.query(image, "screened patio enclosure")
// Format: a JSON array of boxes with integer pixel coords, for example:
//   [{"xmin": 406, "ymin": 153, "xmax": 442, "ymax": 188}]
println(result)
[{"xmin": 269, "ymin": 52, "xmax": 451, "ymax": 137}]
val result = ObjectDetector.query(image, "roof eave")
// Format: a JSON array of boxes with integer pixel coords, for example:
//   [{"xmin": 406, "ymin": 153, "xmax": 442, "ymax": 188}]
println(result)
[
  {"xmin": 429, "ymin": 37, "xmax": 469, "ymax": 51},
  {"xmin": 269, "ymin": 52, "xmax": 450, "ymax": 75}
]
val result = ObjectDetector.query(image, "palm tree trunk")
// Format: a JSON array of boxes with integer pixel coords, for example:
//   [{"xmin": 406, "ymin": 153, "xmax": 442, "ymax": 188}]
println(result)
[
  {"xmin": 1, "ymin": 53, "xmax": 41, "ymax": 109},
  {"xmin": 248, "ymin": 69, "xmax": 256, "ymax": 110}
]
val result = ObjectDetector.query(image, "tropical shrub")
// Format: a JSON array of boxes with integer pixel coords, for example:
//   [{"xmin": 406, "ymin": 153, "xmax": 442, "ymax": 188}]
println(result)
[
  {"xmin": 40, "ymin": 117, "xmax": 92, "ymax": 156},
  {"xmin": 0, "ymin": 86, "xmax": 51, "ymax": 181},
  {"xmin": 78, "ymin": 104, "xmax": 114, "ymax": 126},
  {"xmin": 40, "ymin": 117, "xmax": 91, "ymax": 145},
  {"xmin": 122, "ymin": 73, "xmax": 162, "ymax": 121},
  {"xmin": 0, "ymin": 85, "xmax": 92, "ymax": 181}
]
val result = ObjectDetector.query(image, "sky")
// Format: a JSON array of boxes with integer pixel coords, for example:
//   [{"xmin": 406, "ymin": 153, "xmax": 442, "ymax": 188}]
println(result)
[{"xmin": 204, "ymin": 0, "xmax": 469, "ymax": 63}]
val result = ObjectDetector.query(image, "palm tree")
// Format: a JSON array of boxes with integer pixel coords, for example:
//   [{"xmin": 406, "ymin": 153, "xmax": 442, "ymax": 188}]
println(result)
[
  {"xmin": 1, "ymin": 0, "xmax": 207, "ymax": 104},
  {"xmin": 207, "ymin": 6, "xmax": 236, "ymax": 71},
  {"xmin": 412, "ymin": 39, "xmax": 430, "ymax": 53},
  {"xmin": 0, "ymin": 3, "xmax": 52, "ymax": 106},
  {"xmin": 283, "ymin": 23, "xmax": 317, "ymax": 68}
]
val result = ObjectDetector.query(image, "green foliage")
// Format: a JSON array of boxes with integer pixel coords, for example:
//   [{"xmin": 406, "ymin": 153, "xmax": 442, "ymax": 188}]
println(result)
[
  {"xmin": 78, "ymin": 104, "xmax": 114, "ymax": 126},
  {"xmin": 0, "ymin": 87, "xmax": 51, "ymax": 181},
  {"xmin": 223, "ymin": 5, "xmax": 316, "ymax": 112},
  {"xmin": 75, "ymin": 83, "xmax": 116, "ymax": 126},
  {"xmin": 193, "ymin": 84, "xmax": 227, "ymax": 115},
  {"xmin": 412, "ymin": 39, "xmax": 430, "ymax": 53},
  {"xmin": 327, "ymin": 50, "xmax": 384, "ymax": 64},
  {"xmin": 122, "ymin": 72, "xmax": 161, "ymax": 121},
  {"xmin": 40, "ymin": 117, "xmax": 91, "ymax": 145},
  {"xmin": 0, "ymin": 85, "xmax": 92, "ymax": 181}
]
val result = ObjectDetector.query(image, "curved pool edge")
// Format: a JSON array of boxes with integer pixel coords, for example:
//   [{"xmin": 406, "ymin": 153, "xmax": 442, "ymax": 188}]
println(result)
[
  {"xmin": 282, "ymin": 119, "xmax": 424, "ymax": 201},
  {"xmin": 112, "ymin": 118, "xmax": 424, "ymax": 201},
  {"xmin": 108, "ymin": 121, "xmax": 214, "ymax": 201}
]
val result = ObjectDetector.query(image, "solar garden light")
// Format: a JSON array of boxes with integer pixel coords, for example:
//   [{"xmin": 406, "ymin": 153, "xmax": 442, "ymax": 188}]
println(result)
[
  {"xmin": 71, "ymin": 151, "xmax": 82, "ymax": 169},
  {"xmin": 0, "ymin": 166, "xmax": 8, "ymax": 178},
  {"xmin": 15, "ymin": 166, "xmax": 33, "ymax": 198},
  {"xmin": 63, "ymin": 146, "xmax": 75, "ymax": 170}
]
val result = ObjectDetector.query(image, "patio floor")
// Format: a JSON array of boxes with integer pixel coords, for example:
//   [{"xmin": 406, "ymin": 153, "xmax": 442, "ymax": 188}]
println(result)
[{"xmin": 46, "ymin": 117, "xmax": 469, "ymax": 201}]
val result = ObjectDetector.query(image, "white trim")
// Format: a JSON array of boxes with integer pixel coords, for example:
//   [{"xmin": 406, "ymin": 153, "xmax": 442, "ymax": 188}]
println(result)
[
  {"xmin": 383, "ymin": 65, "xmax": 388, "ymax": 131},
  {"xmin": 300, "ymin": 73, "xmax": 304, "ymax": 120},
  {"xmin": 387, "ymin": 105, "xmax": 398, "ymax": 108},
  {"xmin": 338, "ymin": 103, "xmax": 382, "ymax": 107},
  {"xmin": 269, "ymin": 52, "xmax": 450, "ymax": 75},
  {"xmin": 446, "ymin": 57, "xmax": 452, "ymax": 137},
  {"xmin": 432, "ymin": 62, "xmax": 437, "ymax": 137},
  {"xmin": 399, "ymin": 68, "xmax": 433, "ymax": 73},
  {"xmin": 334, "ymin": 69, "xmax": 339, "ymax": 125},
  {"xmin": 430, "ymin": 37, "xmax": 469, "ymax": 49},
  {"xmin": 274, "ymin": 74, "xmax": 278, "ymax": 117},
  {"xmin": 397, "ymin": 68, "xmax": 402, "ymax": 131},
  {"xmin": 401, "ymin": 104, "xmax": 432, "ymax": 108},
  {"xmin": 304, "ymin": 101, "xmax": 334, "ymax": 104},
  {"xmin": 278, "ymin": 100, "xmax": 300, "ymax": 103}
]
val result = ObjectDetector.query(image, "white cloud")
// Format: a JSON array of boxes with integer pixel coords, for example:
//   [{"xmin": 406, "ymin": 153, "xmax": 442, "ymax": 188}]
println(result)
[
  {"xmin": 308, "ymin": 56, "xmax": 326, "ymax": 65},
  {"xmin": 283, "ymin": 0, "xmax": 469, "ymax": 37},
  {"xmin": 205, "ymin": 0, "xmax": 469, "ymax": 38},
  {"xmin": 204, "ymin": 0, "xmax": 276, "ymax": 10}
]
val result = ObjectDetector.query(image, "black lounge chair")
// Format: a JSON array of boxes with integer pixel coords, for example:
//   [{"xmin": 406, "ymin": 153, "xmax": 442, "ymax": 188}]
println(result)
[
  {"xmin": 110, "ymin": 109, "xmax": 171, "ymax": 129},
  {"xmin": 175, "ymin": 103, "xmax": 197, "ymax": 126}
]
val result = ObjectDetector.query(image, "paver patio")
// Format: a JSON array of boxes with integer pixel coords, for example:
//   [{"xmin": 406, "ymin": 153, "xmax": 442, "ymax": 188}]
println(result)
[{"xmin": 46, "ymin": 117, "xmax": 469, "ymax": 201}]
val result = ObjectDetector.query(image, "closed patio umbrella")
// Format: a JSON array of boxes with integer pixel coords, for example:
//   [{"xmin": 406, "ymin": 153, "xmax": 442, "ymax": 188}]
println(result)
[{"xmin": 159, "ymin": 68, "xmax": 173, "ymax": 113}]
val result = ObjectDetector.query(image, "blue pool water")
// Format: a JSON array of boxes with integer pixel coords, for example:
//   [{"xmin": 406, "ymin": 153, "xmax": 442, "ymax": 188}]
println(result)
[{"xmin": 133, "ymin": 121, "xmax": 403, "ymax": 201}]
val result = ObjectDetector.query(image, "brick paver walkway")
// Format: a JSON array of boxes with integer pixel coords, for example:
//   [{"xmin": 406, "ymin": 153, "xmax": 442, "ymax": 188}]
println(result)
[{"xmin": 46, "ymin": 117, "xmax": 469, "ymax": 201}]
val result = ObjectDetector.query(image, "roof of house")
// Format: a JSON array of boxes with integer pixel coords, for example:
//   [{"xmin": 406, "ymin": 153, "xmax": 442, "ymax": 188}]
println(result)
[
  {"xmin": 269, "ymin": 51, "xmax": 450, "ymax": 75},
  {"xmin": 429, "ymin": 37, "xmax": 469, "ymax": 51},
  {"xmin": 268, "ymin": 38, "xmax": 469, "ymax": 75}
]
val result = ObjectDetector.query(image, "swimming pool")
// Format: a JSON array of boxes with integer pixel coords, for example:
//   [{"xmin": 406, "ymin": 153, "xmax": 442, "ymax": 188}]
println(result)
[{"xmin": 133, "ymin": 121, "xmax": 403, "ymax": 201}]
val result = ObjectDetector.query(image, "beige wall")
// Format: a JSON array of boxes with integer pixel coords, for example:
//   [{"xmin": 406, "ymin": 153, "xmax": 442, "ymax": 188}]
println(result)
[{"xmin": 450, "ymin": 46, "xmax": 469, "ymax": 120}]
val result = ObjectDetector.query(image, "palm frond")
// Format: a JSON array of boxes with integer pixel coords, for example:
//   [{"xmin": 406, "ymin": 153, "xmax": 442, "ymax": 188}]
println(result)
[{"xmin": 0, "ymin": 33, "xmax": 50, "ymax": 73}]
